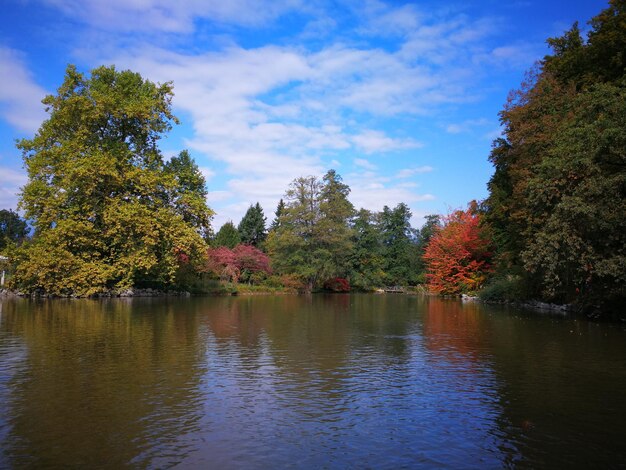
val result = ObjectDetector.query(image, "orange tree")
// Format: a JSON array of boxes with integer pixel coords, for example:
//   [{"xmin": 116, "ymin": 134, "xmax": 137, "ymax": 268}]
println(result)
[{"xmin": 423, "ymin": 207, "xmax": 493, "ymax": 295}]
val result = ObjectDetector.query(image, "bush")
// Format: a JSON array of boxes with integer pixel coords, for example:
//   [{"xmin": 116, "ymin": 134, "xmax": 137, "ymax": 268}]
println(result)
[
  {"xmin": 323, "ymin": 277, "xmax": 350, "ymax": 292},
  {"xmin": 478, "ymin": 275, "xmax": 526, "ymax": 302}
]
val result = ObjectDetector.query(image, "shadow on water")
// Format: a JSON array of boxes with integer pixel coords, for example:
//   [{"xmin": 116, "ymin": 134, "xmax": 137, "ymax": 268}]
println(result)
[{"xmin": 0, "ymin": 295, "xmax": 624, "ymax": 468}]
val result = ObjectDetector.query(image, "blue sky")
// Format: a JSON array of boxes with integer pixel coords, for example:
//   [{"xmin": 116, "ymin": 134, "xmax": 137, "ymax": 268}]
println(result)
[{"xmin": 0, "ymin": 0, "xmax": 609, "ymax": 229}]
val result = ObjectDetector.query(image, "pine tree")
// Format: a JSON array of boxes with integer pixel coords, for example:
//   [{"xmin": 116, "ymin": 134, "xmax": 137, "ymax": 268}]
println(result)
[
  {"xmin": 238, "ymin": 202, "xmax": 267, "ymax": 246},
  {"xmin": 214, "ymin": 221, "xmax": 241, "ymax": 249}
]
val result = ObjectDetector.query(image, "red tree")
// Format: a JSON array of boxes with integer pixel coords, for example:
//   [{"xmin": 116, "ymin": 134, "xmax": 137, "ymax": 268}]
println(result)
[
  {"xmin": 206, "ymin": 244, "xmax": 271, "ymax": 283},
  {"xmin": 423, "ymin": 208, "xmax": 493, "ymax": 295}
]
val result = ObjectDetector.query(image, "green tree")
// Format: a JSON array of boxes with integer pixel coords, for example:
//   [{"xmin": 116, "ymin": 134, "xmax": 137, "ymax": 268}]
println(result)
[
  {"xmin": 267, "ymin": 176, "xmax": 321, "ymax": 290},
  {"xmin": 349, "ymin": 208, "xmax": 384, "ymax": 289},
  {"xmin": 269, "ymin": 199, "xmax": 285, "ymax": 232},
  {"xmin": 316, "ymin": 169, "xmax": 355, "ymax": 274},
  {"xmin": 0, "ymin": 209, "xmax": 29, "ymax": 251},
  {"xmin": 214, "ymin": 221, "xmax": 241, "ymax": 248},
  {"xmin": 267, "ymin": 170, "xmax": 354, "ymax": 290},
  {"xmin": 164, "ymin": 149, "xmax": 213, "ymax": 239},
  {"xmin": 379, "ymin": 203, "xmax": 418, "ymax": 285},
  {"xmin": 414, "ymin": 214, "xmax": 441, "ymax": 282},
  {"xmin": 13, "ymin": 65, "xmax": 209, "ymax": 295},
  {"xmin": 238, "ymin": 202, "xmax": 267, "ymax": 246}
]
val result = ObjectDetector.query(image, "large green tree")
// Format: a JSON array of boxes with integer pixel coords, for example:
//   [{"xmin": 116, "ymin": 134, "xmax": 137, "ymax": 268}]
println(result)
[
  {"xmin": 238, "ymin": 202, "xmax": 267, "ymax": 246},
  {"xmin": 349, "ymin": 208, "xmax": 384, "ymax": 290},
  {"xmin": 267, "ymin": 170, "xmax": 354, "ymax": 290},
  {"xmin": 484, "ymin": 0, "xmax": 626, "ymax": 311},
  {"xmin": 379, "ymin": 203, "xmax": 418, "ymax": 285},
  {"xmin": 13, "ymin": 65, "xmax": 211, "ymax": 295}
]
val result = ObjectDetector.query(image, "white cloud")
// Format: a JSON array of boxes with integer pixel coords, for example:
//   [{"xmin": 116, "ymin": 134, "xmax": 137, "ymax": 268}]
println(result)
[
  {"xmin": 0, "ymin": 166, "xmax": 27, "ymax": 209},
  {"xmin": 50, "ymin": 0, "xmax": 529, "ymax": 230},
  {"xmin": 352, "ymin": 130, "xmax": 422, "ymax": 154},
  {"xmin": 354, "ymin": 158, "xmax": 377, "ymax": 170},
  {"xmin": 0, "ymin": 47, "xmax": 47, "ymax": 133},
  {"xmin": 199, "ymin": 166, "xmax": 215, "ymax": 182},
  {"xmin": 42, "ymin": 0, "xmax": 305, "ymax": 33},
  {"xmin": 445, "ymin": 118, "xmax": 490, "ymax": 134},
  {"xmin": 346, "ymin": 169, "xmax": 434, "ymax": 213},
  {"xmin": 396, "ymin": 166, "xmax": 433, "ymax": 178}
]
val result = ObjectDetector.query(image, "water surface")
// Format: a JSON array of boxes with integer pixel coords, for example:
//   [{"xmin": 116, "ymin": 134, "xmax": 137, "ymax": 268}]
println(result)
[{"xmin": 0, "ymin": 295, "xmax": 625, "ymax": 468}]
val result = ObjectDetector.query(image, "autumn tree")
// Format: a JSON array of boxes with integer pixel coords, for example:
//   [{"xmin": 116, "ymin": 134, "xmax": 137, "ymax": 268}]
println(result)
[
  {"xmin": 206, "ymin": 244, "xmax": 271, "ymax": 283},
  {"xmin": 484, "ymin": 0, "xmax": 626, "ymax": 310},
  {"xmin": 238, "ymin": 202, "xmax": 267, "ymax": 246},
  {"xmin": 13, "ymin": 65, "xmax": 211, "ymax": 295},
  {"xmin": 424, "ymin": 207, "xmax": 493, "ymax": 295}
]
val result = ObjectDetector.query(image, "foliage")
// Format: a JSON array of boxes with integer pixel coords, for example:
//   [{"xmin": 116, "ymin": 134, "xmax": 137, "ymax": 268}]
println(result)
[
  {"xmin": 269, "ymin": 199, "xmax": 285, "ymax": 232},
  {"xmin": 206, "ymin": 244, "xmax": 271, "ymax": 284},
  {"xmin": 0, "ymin": 209, "xmax": 29, "ymax": 251},
  {"xmin": 413, "ymin": 214, "xmax": 441, "ymax": 282},
  {"xmin": 266, "ymin": 170, "xmax": 355, "ymax": 291},
  {"xmin": 238, "ymin": 202, "xmax": 267, "ymax": 246},
  {"xmin": 12, "ymin": 65, "xmax": 210, "ymax": 296},
  {"xmin": 323, "ymin": 277, "xmax": 351, "ymax": 292},
  {"xmin": 379, "ymin": 203, "xmax": 419, "ymax": 285},
  {"xmin": 213, "ymin": 221, "xmax": 241, "ymax": 249},
  {"xmin": 349, "ymin": 209, "xmax": 385, "ymax": 290},
  {"xmin": 483, "ymin": 1, "xmax": 626, "ymax": 310},
  {"xmin": 478, "ymin": 275, "xmax": 527, "ymax": 302},
  {"xmin": 424, "ymin": 207, "xmax": 493, "ymax": 295},
  {"xmin": 164, "ymin": 149, "xmax": 213, "ymax": 239}
]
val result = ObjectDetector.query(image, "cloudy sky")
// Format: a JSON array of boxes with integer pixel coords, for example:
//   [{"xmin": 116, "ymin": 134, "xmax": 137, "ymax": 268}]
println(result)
[{"xmin": 0, "ymin": 0, "xmax": 608, "ymax": 229}]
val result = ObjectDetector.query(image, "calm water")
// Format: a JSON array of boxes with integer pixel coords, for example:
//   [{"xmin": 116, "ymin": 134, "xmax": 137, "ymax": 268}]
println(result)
[{"xmin": 0, "ymin": 295, "xmax": 625, "ymax": 469}]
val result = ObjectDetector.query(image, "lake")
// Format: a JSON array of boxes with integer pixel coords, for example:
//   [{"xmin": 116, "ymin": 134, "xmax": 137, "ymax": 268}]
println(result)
[{"xmin": 0, "ymin": 294, "xmax": 625, "ymax": 468}]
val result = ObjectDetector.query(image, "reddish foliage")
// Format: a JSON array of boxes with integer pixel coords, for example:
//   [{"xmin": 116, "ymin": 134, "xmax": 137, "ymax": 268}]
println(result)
[
  {"xmin": 423, "ymin": 208, "xmax": 493, "ymax": 295},
  {"xmin": 174, "ymin": 247, "xmax": 190, "ymax": 264},
  {"xmin": 206, "ymin": 244, "xmax": 271, "ymax": 283},
  {"xmin": 233, "ymin": 244, "xmax": 271, "ymax": 274},
  {"xmin": 323, "ymin": 277, "xmax": 351, "ymax": 292}
]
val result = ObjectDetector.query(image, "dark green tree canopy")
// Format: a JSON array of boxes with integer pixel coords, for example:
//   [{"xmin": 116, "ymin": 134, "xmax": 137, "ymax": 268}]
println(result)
[
  {"xmin": 238, "ymin": 202, "xmax": 267, "ymax": 246},
  {"xmin": 379, "ymin": 203, "xmax": 418, "ymax": 285},
  {"xmin": 0, "ymin": 209, "xmax": 29, "ymax": 251},
  {"xmin": 214, "ymin": 221, "xmax": 241, "ymax": 249}
]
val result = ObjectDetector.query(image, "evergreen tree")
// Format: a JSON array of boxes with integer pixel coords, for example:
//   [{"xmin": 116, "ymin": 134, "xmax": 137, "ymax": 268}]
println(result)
[
  {"xmin": 379, "ymin": 203, "xmax": 418, "ymax": 285},
  {"xmin": 349, "ymin": 209, "xmax": 384, "ymax": 289},
  {"xmin": 214, "ymin": 221, "xmax": 241, "ymax": 249},
  {"xmin": 269, "ymin": 199, "xmax": 285, "ymax": 231},
  {"xmin": 238, "ymin": 202, "xmax": 267, "ymax": 246}
]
